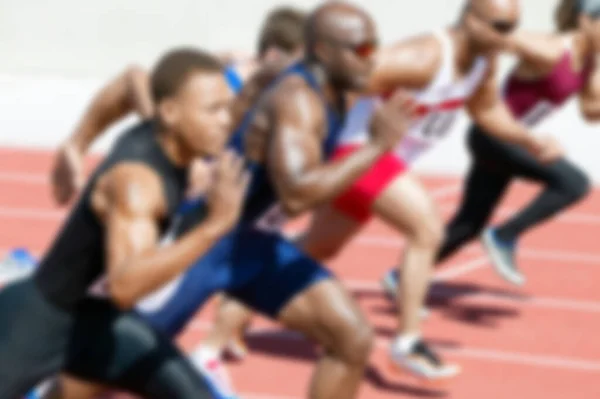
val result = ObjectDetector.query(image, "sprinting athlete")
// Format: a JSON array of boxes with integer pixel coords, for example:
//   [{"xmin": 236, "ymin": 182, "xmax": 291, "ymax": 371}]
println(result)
[
  {"xmin": 384, "ymin": 0, "xmax": 599, "ymax": 292},
  {"xmin": 441, "ymin": 0, "xmax": 597, "ymax": 284},
  {"xmin": 38, "ymin": 2, "xmax": 412, "ymax": 399},
  {"xmin": 205, "ymin": 0, "xmax": 565, "ymax": 380},
  {"xmin": 0, "ymin": 48, "xmax": 248, "ymax": 398}
]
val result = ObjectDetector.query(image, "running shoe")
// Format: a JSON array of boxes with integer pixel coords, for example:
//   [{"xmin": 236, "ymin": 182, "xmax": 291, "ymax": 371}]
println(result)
[{"xmin": 481, "ymin": 228, "xmax": 525, "ymax": 286}]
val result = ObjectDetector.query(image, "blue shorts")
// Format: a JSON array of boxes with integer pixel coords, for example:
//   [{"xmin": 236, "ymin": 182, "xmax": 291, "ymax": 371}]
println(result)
[{"xmin": 138, "ymin": 228, "xmax": 332, "ymax": 337}]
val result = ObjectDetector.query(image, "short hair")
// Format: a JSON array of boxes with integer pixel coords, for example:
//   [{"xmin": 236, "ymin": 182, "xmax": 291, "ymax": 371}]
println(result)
[
  {"xmin": 257, "ymin": 6, "xmax": 307, "ymax": 58},
  {"xmin": 151, "ymin": 48, "xmax": 224, "ymax": 103}
]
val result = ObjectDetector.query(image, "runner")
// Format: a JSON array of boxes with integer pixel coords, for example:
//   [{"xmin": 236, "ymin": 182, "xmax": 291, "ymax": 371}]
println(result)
[
  {"xmin": 384, "ymin": 0, "xmax": 598, "ymax": 294},
  {"xmin": 0, "ymin": 48, "xmax": 246, "ymax": 398}
]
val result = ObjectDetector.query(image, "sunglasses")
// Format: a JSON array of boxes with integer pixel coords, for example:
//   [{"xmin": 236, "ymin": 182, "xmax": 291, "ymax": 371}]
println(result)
[
  {"xmin": 489, "ymin": 20, "xmax": 517, "ymax": 34},
  {"xmin": 470, "ymin": 9, "xmax": 517, "ymax": 35},
  {"xmin": 326, "ymin": 38, "xmax": 379, "ymax": 59}
]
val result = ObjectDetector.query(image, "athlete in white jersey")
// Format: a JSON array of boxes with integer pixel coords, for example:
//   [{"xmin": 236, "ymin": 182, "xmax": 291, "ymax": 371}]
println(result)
[
  {"xmin": 210, "ymin": 0, "xmax": 563, "ymax": 380},
  {"xmin": 337, "ymin": 29, "xmax": 488, "ymax": 163}
]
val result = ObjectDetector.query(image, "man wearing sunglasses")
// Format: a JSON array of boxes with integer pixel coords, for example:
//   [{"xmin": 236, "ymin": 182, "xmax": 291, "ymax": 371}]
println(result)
[{"xmin": 286, "ymin": 0, "xmax": 563, "ymax": 380}]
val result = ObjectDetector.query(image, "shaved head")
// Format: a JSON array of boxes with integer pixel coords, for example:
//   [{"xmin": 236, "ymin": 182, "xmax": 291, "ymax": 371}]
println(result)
[
  {"xmin": 461, "ymin": 0, "xmax": 520, "ymax": 54},
  {"xmin": 305, "ymin": 1, "xmax": 375, "ymax": 49},
  {"xmin": 468, "ymin": 0, "xmax": 519, "ymax": 21},
  {"xmin": 303, "ymin": 1, "xmax": 378, "ymax": 91}
]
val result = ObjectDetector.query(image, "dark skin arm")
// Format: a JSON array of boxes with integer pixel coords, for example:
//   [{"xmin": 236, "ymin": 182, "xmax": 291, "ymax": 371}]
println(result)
[
  {"xmin": 92, "ymin": 163, "xmax": 227, "ymax": 309},
  {"xmin": 265, "ymin": 79, "xmax": 388, "ymax": 216},
  {"xmin": 231, "ymin": 62, "xmax": 285, "ymax": 129},
  {"xmin": 52, "ymin": 65, "xmax": 153, "ymax": 205},
  {"xmin": 69, "ymin": 65, "xmax": 153, "ymax": 152}
]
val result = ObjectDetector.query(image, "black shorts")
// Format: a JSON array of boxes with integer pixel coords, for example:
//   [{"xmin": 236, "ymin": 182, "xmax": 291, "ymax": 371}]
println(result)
[{"xmin": 0, "ymin": 279, "xmax": 211, "ymax": 399}]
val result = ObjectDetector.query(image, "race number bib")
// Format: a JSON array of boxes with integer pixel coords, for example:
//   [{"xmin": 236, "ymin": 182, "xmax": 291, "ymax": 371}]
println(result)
[{"xmin": 420, "ymin": 111, "xmax": 457, "ymax": 138}]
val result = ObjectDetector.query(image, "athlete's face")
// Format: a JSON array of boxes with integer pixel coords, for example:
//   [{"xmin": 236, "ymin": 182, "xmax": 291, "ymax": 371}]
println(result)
[
  {"xmin": 464, "ymin": 1, "xmax": 519, "ymax": 54},
  {"xmin": 315, "ymin": 15, "xmax": 379, "ymax": 90},
  {"xmin": 162, "ymin": 72, "xmax": 233, "ymax": 157}
]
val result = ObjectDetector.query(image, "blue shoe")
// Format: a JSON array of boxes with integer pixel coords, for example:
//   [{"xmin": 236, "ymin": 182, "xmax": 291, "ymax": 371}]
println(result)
[
  {"xmin": 381, "ymin": 269, "xmax": 399, "ymax": 299},
  {"xmin": 481, "ymin": 228, "xmax": 525, "ymax": 286},
  {"xmin": 0, "ymin": 248, "xmax": 37, "ymax": 284}
]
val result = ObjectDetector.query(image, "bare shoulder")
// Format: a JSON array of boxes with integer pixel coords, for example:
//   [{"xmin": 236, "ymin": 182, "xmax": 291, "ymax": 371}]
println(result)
[
  {"xmin": 371, "ymin": 32, "xmax": 442, "ymax": 92},
  {"xmin": 268, "ymin": 75, "xmax": 325, "ymax": 125},
  {"xmin": 91, "ymin": 162, "xmax": 167, "ymax": 220}
]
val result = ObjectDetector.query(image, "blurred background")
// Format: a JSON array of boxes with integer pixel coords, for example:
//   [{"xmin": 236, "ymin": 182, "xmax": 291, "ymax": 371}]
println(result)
[{"xmin": 1, "ymin": 0, "xmax": 599, "ymax": 180}]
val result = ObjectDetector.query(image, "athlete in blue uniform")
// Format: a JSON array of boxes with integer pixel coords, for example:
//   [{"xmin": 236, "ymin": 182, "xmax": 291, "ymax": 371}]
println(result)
[{"xmin": 41, "ymin": 3, "xmax": 415, "ymax": 399}]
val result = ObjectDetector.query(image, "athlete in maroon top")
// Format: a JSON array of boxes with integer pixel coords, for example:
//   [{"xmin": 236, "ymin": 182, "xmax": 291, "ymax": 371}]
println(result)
[{"xmin": 421, "ymin": 0, "xmax": 599, "ymax": 288}]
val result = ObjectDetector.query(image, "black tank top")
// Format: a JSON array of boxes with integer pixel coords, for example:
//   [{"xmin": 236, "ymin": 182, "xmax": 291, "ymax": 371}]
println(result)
[{"xmin": 34, "ymin": 121, "xmax": 189, "ymax": 309}]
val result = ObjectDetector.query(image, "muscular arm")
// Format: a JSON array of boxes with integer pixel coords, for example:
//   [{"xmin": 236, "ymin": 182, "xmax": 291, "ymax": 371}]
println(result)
[
  {"xmin": 68, "ymin": 65, "xmax": 153, "ymax": 153},
  {"xmin": 466, "ymin": 60, "xmax": 539, "ymax": 151},
  {"xmin": 367, "ymin": 35, "xmax": 441, "ymax": 94},
  {"xmin": 578, "ymin": 56, "xmax": 600, "ymax": 121},
  {"xmin": 95, "ymin": 164, "xmax": 224, "ymax": 309},
  {"xmin": 505, "ymin": 31, "xmax": 564, "ymax": 75},
  {"xmin": 231, "ymin": 62, "xmax": 283, "ymax": 128},
  {"xmin": 266, "ymin": 82, "xmax": 385, "ymax": 216}
]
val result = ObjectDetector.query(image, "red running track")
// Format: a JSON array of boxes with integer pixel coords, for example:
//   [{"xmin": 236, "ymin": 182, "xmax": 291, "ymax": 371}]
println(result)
[{"xmin": 1, "ymin": 147, "xmax": 599, "ymax": 399}]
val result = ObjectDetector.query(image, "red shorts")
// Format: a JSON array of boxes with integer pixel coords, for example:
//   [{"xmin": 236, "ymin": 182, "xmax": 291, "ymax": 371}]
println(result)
[{"xmin": 330, "ymin": 144, "xmax": 408, "ymax": 223}]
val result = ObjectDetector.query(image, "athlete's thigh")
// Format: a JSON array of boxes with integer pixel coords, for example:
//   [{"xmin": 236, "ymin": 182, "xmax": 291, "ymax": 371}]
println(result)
[
  {"xmin": 297, "ymin": 203, "xmax": 364, "ymax": 260},
  {"xmin": 453, "ymin": 161, "xmax": 511, "ymax": 223},
  {"xmin": 0, "ymin": 279, "xmax": 72, "ymax": 397},
  {"xmin": 372, "ymin": 171, "xmax": 442, "ymax": 235},
  {"xmin": 226, "ymin": 230, "xmax": 334, "ymax": 322},
  {"xmin": 64, "ymin": 299, "xmax": 211, "ymax": 399},
  {"xmin": 277, "ymin": 278, "xmax": 367, "ymax": 347},
  {"xmin": 44, "ymin": 374, "xmax": 107, "ymax": 399}
]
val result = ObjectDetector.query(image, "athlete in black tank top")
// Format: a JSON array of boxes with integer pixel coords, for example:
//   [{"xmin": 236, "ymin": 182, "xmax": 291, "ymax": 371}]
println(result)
[
  {"xmin": 0, "ymin": 48, "xmax": 248, "ymax": 399},
  {"xmin": 35, "ymin": 121, "xmax": 188, "ymax": 310}
]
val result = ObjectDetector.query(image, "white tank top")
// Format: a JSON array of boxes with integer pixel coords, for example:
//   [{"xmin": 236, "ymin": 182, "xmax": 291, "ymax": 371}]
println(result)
[{"xmin": 338, "ymin": 30, "xmax": 489, "ymax": 163}]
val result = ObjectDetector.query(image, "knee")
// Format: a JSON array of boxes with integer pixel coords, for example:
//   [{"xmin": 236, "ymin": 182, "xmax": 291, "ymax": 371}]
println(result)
[
  {"xmin": 410, "ymin": 216, "xmax": 444, "ymax": 250},
  {"xmin": 557, "ymin": 164, "xmax": 591, "ymax": 203},
  {"xmin": 330, "ymin": 312, "xmax": 374, "ymax": 365},
  {"xmin": 567, "ymin": 168, "xmax": 591, "ymax": 202}
]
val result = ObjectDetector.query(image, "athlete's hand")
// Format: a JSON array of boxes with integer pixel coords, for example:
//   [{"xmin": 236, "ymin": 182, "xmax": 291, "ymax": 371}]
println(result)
[
  {"xmin": 205, "ymin": 151, "xmax": 251, "ymax": 233},
  {"xmin": 368, "ymin": 90, "xmax": 417, "ymax": 152},
  {"xmin": 51, "ymin": 142, "xmax": 85, "ymax": 206},
  {"xmin": 528, "ymin": 135, "xmax": 563, "ymax": 163}
]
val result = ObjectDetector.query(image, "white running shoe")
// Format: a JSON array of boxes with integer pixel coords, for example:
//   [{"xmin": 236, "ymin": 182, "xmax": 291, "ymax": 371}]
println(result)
[
  {"xmin": 390, "ymin": 336, "xmax": 461, "ymax": 380},
  {"xmin": 190, "ymin": 347, "xmax": 241, "ymax": 399}
]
